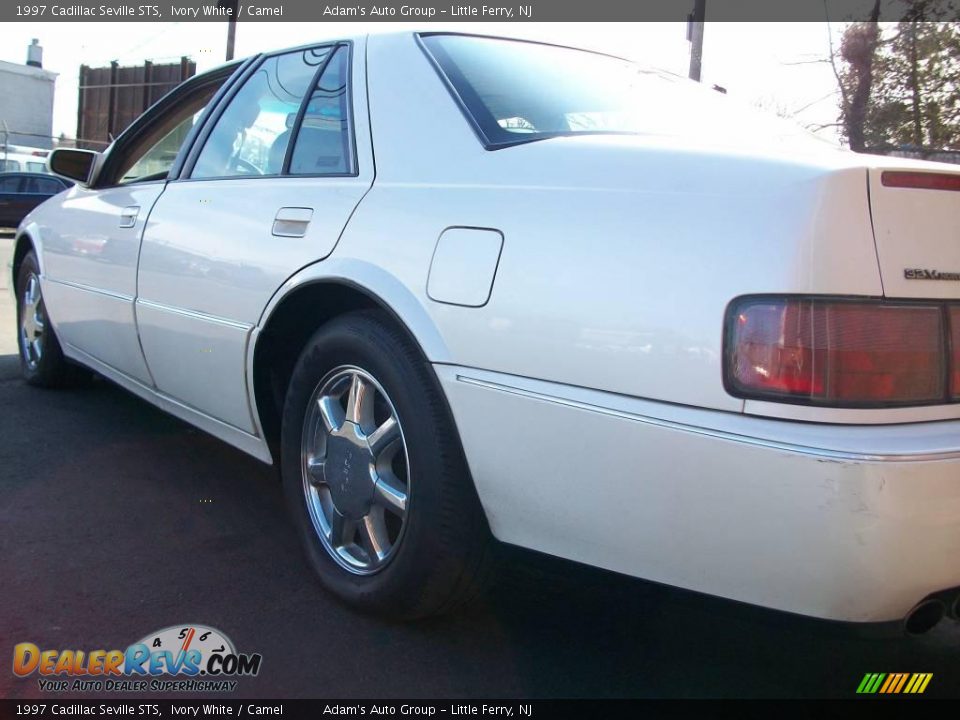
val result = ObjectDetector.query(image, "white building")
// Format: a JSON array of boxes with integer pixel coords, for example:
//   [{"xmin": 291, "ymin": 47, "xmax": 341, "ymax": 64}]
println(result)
[{"xmin": 0, "ymin": 41, "xmax": 57, "ymax": 150}]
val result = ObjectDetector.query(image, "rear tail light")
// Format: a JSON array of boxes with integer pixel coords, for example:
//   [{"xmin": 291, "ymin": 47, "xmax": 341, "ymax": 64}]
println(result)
[{"xmin": 725, "ymin": 297, "xmax": 950, "ymax": 407}]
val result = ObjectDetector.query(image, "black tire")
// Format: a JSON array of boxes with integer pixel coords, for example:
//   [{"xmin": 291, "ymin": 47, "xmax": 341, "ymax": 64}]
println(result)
[
  {"xmin": 280, "ymin": 310, "xmax": 494, "ymax": 619},
  {"xmin": 15, "ymin": 250, "xmax": 86, "ymax": 388}
]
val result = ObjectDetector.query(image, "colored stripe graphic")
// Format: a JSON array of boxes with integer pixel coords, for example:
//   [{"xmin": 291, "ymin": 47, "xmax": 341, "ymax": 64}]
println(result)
[
  {"xmin": 858, "ymin": 672, "xmax": 932, "ymax": 694},
  {"xmin": 907, "ymin": 673, "xmax": 933, "ymax": 694},
  {"xmin": 879, "ymin": 674, "xmax": 896, "ymax": 693}
]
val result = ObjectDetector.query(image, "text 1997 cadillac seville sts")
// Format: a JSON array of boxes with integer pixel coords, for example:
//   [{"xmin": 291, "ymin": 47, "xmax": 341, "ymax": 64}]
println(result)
[{"xmin": 14, "ymin": 32, "xmax": 960, "ymax": 630}]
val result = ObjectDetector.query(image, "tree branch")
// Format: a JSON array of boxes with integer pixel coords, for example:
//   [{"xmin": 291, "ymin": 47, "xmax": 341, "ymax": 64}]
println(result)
[
  {"xmin": 792, "ymin": 89, "xmax": 843, "ymax": 115},
  {"xmin": 824, "ymin": 2, "xmax": 850, "ymax": 115},
  {"xmin": 781, "ymin": 58, "xmax": 832, "ymax": 66}
]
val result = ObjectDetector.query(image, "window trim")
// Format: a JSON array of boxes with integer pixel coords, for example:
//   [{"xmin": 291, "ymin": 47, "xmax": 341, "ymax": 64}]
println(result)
[
  {"xmin": 416, "ymin": 33, "xmax": 492, "ymax": 150},
  {"xmin": 167, "ymin": 57, "xmax": 256, "ymax": 182},
  {"xmin": 180, "ymin": 40, "xmax": 359, "ymax": 183},
  {"xmin": 416, "ymin": 32, "xmax": 642, "ymax": 151},
  {"xmin": 94, "ymin": 59, "xmax": 248, "ymax": 189},
  {"xmin": 282, "ymin": 43, "xmax": 358, "ymax": 179},
  {"xmin": 178, "ymin": 53, "xmax": 275, "ymax": 181}
]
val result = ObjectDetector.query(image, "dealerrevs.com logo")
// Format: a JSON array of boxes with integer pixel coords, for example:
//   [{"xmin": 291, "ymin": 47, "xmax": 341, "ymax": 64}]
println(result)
[{"xmin": 12, "ymin": 624, "xmax": 262, "ymax": 693}]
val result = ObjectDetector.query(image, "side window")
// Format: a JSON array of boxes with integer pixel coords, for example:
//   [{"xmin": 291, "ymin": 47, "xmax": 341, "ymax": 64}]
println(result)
[
  {"xmin": 118, "ymin": 109, "xmax": 205, "ymax": 184},
  {"xmin": 0, "ymin": 176, "xmax": 22, "ymax": 192},
  {"xmin": 192, "ymin": 47, "xmax": 332, "ymax": 179},
  {"xmin": 27, "ymin": 177, "xmax": 63, "ymax": 193},
  {"xmin": 289, "ymin": 46, "xmax": 353, "ymax": 176},
  {"xmin": 1, "ymin": 160, "xmax": 21, "ymax": 172},
  {"xmin": 108, "ymin": 75, "xmax": 227, "ymax": 186}
]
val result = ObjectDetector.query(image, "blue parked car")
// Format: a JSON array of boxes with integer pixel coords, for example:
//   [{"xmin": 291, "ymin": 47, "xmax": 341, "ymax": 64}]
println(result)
[{"xmin": 0, "ymin": 172, "xmax": 72, "ymax": 228}]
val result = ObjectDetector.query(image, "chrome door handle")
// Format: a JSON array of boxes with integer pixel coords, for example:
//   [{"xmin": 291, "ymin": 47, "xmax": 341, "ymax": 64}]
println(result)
[
  {"xmin": 272, "ymin": 207, "xmax": 313, "ymax": 238},
  {"xmin": 120, "ymin": 205, "xmax": 140, "ymax": 228}
]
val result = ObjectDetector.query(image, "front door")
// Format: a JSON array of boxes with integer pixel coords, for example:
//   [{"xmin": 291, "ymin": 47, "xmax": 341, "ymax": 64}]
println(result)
[
  {"xmin": 38, "ymin": 182, "xmax": 165, "ymax": 385},
  {"xmin": 38, "ymin": 73, "xmax": 229, "ymax": 385},
  {"xmin": 136, "ymin": 41, "xmax": 374, "ymax": 432}
]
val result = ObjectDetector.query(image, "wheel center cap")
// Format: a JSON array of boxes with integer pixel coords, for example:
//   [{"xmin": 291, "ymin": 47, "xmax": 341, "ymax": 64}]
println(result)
[{"xmin": 324, "ymin": 422, "xmax": 375, "ymax": 520}]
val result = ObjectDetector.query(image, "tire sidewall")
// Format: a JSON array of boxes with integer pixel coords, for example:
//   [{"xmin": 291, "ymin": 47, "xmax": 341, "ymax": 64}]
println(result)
[
  {"xmin": 280, "ymin": 313, "xmax": 462, "ymax": 615},
  {"xmin": 15, "ymin": 252, "xmax": 55, "ymax": 384}
]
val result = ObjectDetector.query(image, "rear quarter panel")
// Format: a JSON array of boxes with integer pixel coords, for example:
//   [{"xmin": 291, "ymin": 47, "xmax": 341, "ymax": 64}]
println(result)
[{"xmin": 348, "ymin": 33, "xmax": 882, "ymax": 414}]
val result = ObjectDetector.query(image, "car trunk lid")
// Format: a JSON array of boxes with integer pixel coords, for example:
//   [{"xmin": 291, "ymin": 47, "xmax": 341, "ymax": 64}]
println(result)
[{"xmin": 868, "ymin": 162, "xmax": 960, "ymax": 299}]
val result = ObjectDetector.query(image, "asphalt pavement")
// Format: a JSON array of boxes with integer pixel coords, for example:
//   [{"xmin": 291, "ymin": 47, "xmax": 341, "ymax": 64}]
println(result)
[{"xmin": 1, "ymin": 262, "xmax": 959, "ymax": 699}]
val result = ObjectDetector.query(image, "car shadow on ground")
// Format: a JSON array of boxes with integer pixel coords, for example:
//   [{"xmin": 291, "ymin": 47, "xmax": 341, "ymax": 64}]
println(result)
[{"xmin": 2, "ymin": 358, "xmax": 959, "ymax": 700}]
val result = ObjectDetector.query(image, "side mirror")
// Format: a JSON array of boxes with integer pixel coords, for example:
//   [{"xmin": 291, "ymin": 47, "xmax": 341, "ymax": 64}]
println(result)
[{"xmin": 48, "ymin": 148, "xmax": 99, "ymax": 185}]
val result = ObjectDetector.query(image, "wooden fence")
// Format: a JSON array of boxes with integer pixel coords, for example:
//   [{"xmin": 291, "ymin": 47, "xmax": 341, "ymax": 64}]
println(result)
[{"xmin": 77, "ymin": 58, "xmax": 196, "ymax": 150}]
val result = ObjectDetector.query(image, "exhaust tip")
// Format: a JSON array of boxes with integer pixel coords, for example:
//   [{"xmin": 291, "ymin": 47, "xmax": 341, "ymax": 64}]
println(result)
[{"xmin": 905, "ymin": 600, "xmax": 945, "ymax": 635}]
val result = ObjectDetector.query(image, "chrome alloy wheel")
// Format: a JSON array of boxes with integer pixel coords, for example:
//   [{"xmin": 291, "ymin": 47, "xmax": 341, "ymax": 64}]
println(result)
[
  {"xmin": 301, "ymin": 366, "xmax": 411, "ymax": 575},
  {"xmin": 20, "ymin": 273, "xmax": 45, "ymax": 371}
]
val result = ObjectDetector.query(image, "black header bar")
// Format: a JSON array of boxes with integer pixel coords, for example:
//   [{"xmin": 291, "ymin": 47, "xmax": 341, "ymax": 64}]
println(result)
[{"xmin": 3, "ymin": 0, "xmax": 958, "ymax": 23}]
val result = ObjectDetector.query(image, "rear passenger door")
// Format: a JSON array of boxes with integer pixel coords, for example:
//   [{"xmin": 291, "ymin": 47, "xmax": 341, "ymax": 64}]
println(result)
[{"xmin": 136, "ymin": 40, "xmax": 374, "ymax": 433}]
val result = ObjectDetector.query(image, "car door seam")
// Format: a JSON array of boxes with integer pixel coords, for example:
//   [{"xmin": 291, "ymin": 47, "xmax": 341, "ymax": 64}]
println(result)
[{"xmin": 131, "ymin": 183, "xmax": 171, "ymax": 389}]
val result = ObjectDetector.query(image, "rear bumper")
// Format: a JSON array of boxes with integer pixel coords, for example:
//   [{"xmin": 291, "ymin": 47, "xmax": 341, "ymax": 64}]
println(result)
[{"xmin": 437, "ymin": 365, "xmax": 960, "ymax": 623}]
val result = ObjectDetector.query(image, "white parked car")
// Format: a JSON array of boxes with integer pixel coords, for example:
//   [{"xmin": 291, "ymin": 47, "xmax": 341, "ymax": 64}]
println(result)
[
  {"xmin": 2, "ymin": 149, "xmax": 52, "ymax": 174},
  {"xmin": 14, "ymin": 32, "xmax": 960, "ymax": 630}
]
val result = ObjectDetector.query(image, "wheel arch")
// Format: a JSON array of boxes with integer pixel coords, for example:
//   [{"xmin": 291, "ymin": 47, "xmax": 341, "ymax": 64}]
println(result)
[
  {"xmin": 11, "ymin": 225, "xmax": 41, "ymax": 288},
  {"xmin": 250, "ymin": 261, "xmax": 453, "ymax": 462}
]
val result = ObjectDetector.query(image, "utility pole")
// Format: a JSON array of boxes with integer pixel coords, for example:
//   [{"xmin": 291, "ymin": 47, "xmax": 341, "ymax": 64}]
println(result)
[
  {"xmin": 688, "ymin": 0, "xmax": 706, "ymax": 82},
  {"xmin": 217, "ymin": 0, "xmax": 239, "ymax": 61},
  {"xmin": 226, "ymin": 17, "xmax": 237, "ymax": 61}
]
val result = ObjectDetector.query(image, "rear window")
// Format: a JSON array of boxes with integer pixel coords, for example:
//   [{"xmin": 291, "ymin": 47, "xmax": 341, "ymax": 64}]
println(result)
[{"xmin": 420, "ymin": 34, "xmax": 822, "ymax": 149}]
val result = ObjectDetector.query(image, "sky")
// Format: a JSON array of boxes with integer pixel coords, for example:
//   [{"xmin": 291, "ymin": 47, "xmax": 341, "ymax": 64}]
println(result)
[{"xmin": 0, "ymin": 22, "xmax": 846, "ymax": 145}]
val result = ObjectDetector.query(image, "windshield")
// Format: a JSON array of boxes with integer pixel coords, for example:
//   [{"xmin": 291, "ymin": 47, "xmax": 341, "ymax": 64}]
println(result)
[{"xmin": 421, "ymin": 34, "xmax": 828, "ymax": 149}]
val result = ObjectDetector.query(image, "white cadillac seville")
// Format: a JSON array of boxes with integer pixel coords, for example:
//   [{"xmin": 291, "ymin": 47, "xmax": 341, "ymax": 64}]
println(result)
[{"xmin": 13, "ymin": 32, "xmax": 960, "ymax": 630}]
